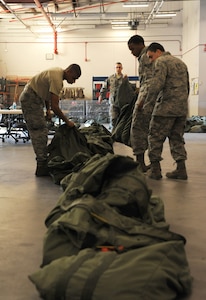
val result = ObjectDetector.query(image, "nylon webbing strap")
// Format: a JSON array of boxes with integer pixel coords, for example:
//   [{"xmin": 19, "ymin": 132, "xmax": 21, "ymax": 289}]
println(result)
[
  {"xmin": 81, "ymin": 252, "xmax": 117, "ymax": 300},
  {"xmin": 55, "ymin": 250, "xmax": 95, "ymax": 299}
]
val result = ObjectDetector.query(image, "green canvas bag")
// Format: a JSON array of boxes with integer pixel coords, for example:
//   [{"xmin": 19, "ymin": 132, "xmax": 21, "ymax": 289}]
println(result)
[{"xmin": 29, "ymin": 243, "xmax": 192, "ymax": 300}]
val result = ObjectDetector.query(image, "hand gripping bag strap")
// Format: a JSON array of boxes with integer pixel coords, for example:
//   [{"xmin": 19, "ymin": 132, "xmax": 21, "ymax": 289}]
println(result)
[
  {"xmin": 54, "ymin": 250, "xmax": 95, "ymax": 299},
  {"xmin": 81, "ymin": 252, "xmax": 116, "ymax": 300}
]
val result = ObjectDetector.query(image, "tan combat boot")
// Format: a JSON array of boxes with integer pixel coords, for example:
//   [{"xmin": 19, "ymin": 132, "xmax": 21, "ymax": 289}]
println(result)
[
  {"xmin": 147, "ymin": 161, "xmax": 162, "ymax": 180},
  {"xmin": 166, "ymin": 160, "xmax": 188, "ymax": 180}
]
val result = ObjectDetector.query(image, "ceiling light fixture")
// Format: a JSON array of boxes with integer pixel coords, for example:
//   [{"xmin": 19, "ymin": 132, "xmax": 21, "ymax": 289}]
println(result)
[
  {"xmin": 112, "ymin": 19, "xmax": 139, "ymax": 30},
  {"xmin": 76, "ymin": 12, "xmax": 127, "ymax": 19},
  {"xmin": 128, "ymin": 20, "xmax": 139, "ymax": 29},
  {"xmin": 155, "ymin": 13, "xmax": 177, "ymax": 17},
  {"xmin": 112, "ymin": 25, "xmax": 130, "ymax": 30},
  {"xmin": 123, "ymin": 2, "xmax": 149, "ymax": 8},
  {"xmin": 0, "ymin": 14, "xmax": 16, "ymax": 19},
  {"xmin": 111, "ymin": 21, "xmax": 128, "ymax": 25}
]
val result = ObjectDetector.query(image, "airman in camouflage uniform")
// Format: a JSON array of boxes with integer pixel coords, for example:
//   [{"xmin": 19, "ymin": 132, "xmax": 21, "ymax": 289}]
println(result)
[
  {"xmin": 20, "ymin": 64, "xmax": 81, "ymax": 176},
  {"xmin": 128, "ymin": 35, "xmax": 156, "ymax": 172},
  {"xmin": 98, "ymin": 62, "xmax": 126, "ymax": 131},
  {"xmin": 145, "ymin": 43, "xmax": 189, "ymax": 180}
]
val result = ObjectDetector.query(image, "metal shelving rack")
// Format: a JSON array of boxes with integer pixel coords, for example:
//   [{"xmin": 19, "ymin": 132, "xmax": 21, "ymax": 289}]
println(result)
[
  {"xmin": 85, "ymin": 99, "xmax": 110, "ymax": 123},
  {"xmin": 60, "ymin": 99, "xmax": 86, "ymax": 123},
  {"xmin": 0, "ymin": 76, "xmax": 31, "ymax": 108}
]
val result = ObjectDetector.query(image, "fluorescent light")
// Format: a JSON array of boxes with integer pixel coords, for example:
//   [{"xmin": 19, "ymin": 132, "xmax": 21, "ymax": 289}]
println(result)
[
  {"xmin": 32, "ymin": 27, "xmax": 53, "ymax": 33},
  {"xmin": 0, "ymin": 14, "xmax": 16, "ymax": 19},
  {"xmin": 112, "ymin": 25, "xmax": 130, "ymax": 30},
  {"xmin": 123, "ymin": 2, "xmax": 149, "ymax": 8},
  {"xmin": 111, "ymin": 21, "xmax": 128, "ymax": 25},
  {"xmin": 75, "ymin": 12, "xmax": 127, "ymax": 19},
  {"xmin": 155, "ymin": 13, "xmax": 177, "ymax": 18}
]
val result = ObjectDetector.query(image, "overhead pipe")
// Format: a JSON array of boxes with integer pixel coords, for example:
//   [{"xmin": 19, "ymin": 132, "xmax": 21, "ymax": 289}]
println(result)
[
  {"xmin": 3, "ymin": 0, "xmax": 171, "ymax": 36},
  {"xmin": 145, "ymin": 0, "xmax": 164, "ymax": 24},
  {"xmin": 33, "ymin": 0, "xmax": 58, "ymax": 54},
  {"xmin": 85, "ymin": 42, "xmax": 89, "ymax": 62},
  {"xmin": 54, "ymin": 30, "xmax": 58, "ymax": 55},
  {"xmin": 0, "ymin": 0, "xmax": 37, "ymax": 36},
  {"xmin": 10, "ymin": 0, "xmax": 130, "ymax": 22}
]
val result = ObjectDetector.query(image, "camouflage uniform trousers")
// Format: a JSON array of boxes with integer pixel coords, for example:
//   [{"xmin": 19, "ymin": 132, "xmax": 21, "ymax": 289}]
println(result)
[
  {"xmin": 109, "ymin": 95, "xmax": 120, "ymax": 130},
  {"xmin": 130, "ymin": 110, "xmax": 151, "ymax": 155},
  {"xmin": 20, "ymin": 86, "xmax": 48, "ymax": 163},
  {"xmin": 110, "ymin": 104, "xmax": 120, "ymax": 130},
  {"xmin": 148, "ymin": 115, "xmax": 187, "ymax": 162}
]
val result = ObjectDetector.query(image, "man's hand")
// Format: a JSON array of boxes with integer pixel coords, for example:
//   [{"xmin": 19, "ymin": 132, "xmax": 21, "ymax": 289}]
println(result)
[
  {"xmin": 66, "ymin": 120, "xmax": 75, "ymax": 127},
  {"xmin": 137, "ymin": 100, "xmax": 144, "ymax": 112},
  {"xmin": 98, "ymin": 95, "xmax": 103, "ymax": 104},
  {"xmin": 45, "ymin": 110, "xmax": 52, "ymax": 121}
]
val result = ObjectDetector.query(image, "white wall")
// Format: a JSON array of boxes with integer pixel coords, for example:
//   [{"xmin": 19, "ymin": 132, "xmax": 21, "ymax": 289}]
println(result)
[
  {"xmin": 1, "ymin": 3, "xmax": 205, "ymax": 116},
  {"xmin": 182, "ymin": 1, "xmax": 200, "ymax": 116},
  {"xmin": 198, "ymin": 0, "xmax": 206, "ymax": 115},
  {"xmin": 0, "ymin": 24, "xmax": 182, "ymax": 100},
  {"xmin": 182, "ymin": 0, "xmax": 206, "ymax": 116},
  {"xmin": 3, "ymin": 5, "xmax": 206, "ymax": 117}
]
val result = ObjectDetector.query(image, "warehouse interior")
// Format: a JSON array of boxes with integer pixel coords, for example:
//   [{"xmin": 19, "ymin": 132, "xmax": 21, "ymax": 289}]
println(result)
[
  {"xmin": 1, "ymin": 0, "xmax": 206, "ymax": 299},
  {"xmin": 0, "ymin": 132, "xmax": 206, "ymax": 300}
]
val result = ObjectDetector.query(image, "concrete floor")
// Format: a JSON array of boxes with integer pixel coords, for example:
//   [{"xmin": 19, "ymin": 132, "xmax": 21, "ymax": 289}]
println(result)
[{"xmin": 0, "ymin": 132, "xmax": 206, "ymax": 300}]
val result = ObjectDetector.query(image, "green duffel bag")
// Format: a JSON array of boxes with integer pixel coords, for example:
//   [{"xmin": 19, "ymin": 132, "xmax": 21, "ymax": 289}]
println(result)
[{"xmin": 29, "ymin": 242, "xmax": 192, "ymax": 300}]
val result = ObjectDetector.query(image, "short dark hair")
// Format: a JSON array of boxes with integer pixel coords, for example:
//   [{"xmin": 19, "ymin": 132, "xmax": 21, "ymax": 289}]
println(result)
[
  {"xmin": 128, "ymin": 35, "xmax": 145, "ymax": 45},
  {"xmin": 147, "ymin": 42, "xmax": 165, "ymax": 52},
  {"xmin": 67, "ymin": 64, "xmax": 81, "ymax": 77}
]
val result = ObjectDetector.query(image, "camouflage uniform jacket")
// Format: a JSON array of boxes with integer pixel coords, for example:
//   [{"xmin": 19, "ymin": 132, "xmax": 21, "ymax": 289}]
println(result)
[
  {"xmin": 146, "ymin": 52, "xmax": 189, "ymax": 117},
  {"xmin": 99, "ymin": 73, "xmax": 124, "ymax": 105},
  {"xmin": 137, "ymin": 47, "xmax": 155, "ymax": 114}
]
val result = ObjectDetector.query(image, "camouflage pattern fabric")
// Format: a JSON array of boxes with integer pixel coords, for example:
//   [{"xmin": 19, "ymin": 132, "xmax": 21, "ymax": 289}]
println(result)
[
  {"xmin": 131, "ymin": 47, "xmax": 155, "ymax": 155},
  {"xmin": 100, "ymin": 74, "xmax": 124, "ymax": 128},
  {"xmin": 148, "ymin": 116, "xmax": 187, "ymax": 162},
  {"xmin": 109, "ymin": 104, "xmax": 120, "ymax": 129},
  {"xmin": 100, "ymin": 74, "xmax": 124, "ymax": 105},
  {"xmin": 130, "ymin": 111, "xmax": 151, "ymax": 155},
  {"xmin": 146, "ymin": 52, "xmax": 189, "ymax": 163},
  {"xmin": 20, "ymin": 86, "xmax": 48, "ymax": 163},
  {"xmin": 146, "ymin": 52, "xmax": 189, "ymax": 117}
]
